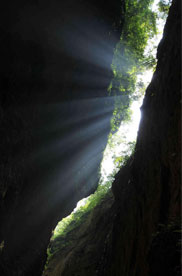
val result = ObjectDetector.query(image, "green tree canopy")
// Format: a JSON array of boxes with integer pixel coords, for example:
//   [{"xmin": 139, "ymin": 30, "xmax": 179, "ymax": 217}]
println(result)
[{"xmin": 109, "ymin": 0, "xmax": 157, "ymax": 132}]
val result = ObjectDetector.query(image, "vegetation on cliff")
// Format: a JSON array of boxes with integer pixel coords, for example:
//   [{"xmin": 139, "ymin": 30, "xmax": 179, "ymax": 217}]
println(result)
[
  {"xmin": 43, "ymin": 1, "xmax": 171, "ymax": 271},
  {"xmin": 110, "ymin": 0, "xmax": 157, "ymax": 132},
  {"xmin": 43, "ymin": 0, "xmax": 180, "ymax": 275}
]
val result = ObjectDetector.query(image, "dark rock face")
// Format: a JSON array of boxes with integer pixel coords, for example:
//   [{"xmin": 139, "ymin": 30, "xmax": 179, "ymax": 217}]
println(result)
[
  {"xmin": 43, "ymin": 0, "xmax": 181, "ymax": 275},
  {"xmin": 109, "ymin": 0, "xmax": 181, "ymax": 274},
  {"xmin": 0, "ymin": 0, "xmax": 123, "ymax": 275},
  {"xmin": 43, "ymin": 191, "xmax": 115, "ymax": 276}
]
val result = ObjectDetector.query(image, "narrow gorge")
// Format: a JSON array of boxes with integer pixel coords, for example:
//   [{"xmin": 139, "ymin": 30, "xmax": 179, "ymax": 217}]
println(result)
[{"xmin": 0, "ymin": 0, "xmax": 181, "ymax": 275}]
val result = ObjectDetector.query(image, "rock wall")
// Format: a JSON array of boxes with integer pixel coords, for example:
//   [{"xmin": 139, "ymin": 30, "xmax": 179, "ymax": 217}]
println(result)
[
  {"xmin": 109, "ymin": 1, "xmax": 181, "ymax": 274},
  {"xmin": 0, "ymin": 0, "xmax": 124, "ymax": 275},
  {"xmin": 43, "ymin": 0, "xmax": 181, "ymax": 275}
]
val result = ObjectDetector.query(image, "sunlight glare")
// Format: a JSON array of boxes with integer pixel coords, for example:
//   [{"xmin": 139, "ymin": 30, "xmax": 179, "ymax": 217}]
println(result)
[{"xmin": 100, "ymin": 98, "xmax": 142, "ymax": 183}]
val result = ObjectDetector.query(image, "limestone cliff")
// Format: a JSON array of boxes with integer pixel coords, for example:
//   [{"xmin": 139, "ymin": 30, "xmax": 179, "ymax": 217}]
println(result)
[{"xmin": 43, "ymin": 0, "xmax": 181, "ymax": 275}]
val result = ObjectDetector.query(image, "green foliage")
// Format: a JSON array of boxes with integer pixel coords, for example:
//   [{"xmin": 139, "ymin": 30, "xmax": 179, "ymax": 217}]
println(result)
[
  {"xmin": 45, "ymin": 133, "xmax": 136, "ymax": 266},
  {"xmin": 44, "ymin": 186, "xmax": 113, "ymax": 269},
  {"xmin": 141, "ymin": 53, "xmax": 157, "ymax": 70},
  {"xmin": 123, "ymin": 0, "xmax": 157, "ymax": 59},
  {"xmin": 113, "ymin": 141, "xmax": 135, "ymax": 169},
  {"xmin": 110, "ymin": 101, "xmax": 132, "ymax": 132},
  {"xmin": 45, "ymin": 1, "xmax": 161, "ymax": 269},
  {"xmin": 52, "ymin": 183, "xmax": 111, "ymax": 241},
  {"xmin": 110, "ymin": 0, "xmax": 157, "ymax": 132},
  {"xmin": 158, "ymin": 0, "xmax": 172, "ymax": 16}
]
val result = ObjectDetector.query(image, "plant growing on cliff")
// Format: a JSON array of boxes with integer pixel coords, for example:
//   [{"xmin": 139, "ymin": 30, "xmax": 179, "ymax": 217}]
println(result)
[
  {"xmin": 158, "ymin": 0, "xmax": 172, "ymax": 17},
  {"xmin": 47, "ymin": 136, "xmax": 135, "ymax": 264},
  {"xmin": 110, "ymin": 0, "xmax": 157, "ymax": 131},
  {"xmin": 44, "ymin": 1, "xmax": 168, "ymax": 269}
]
